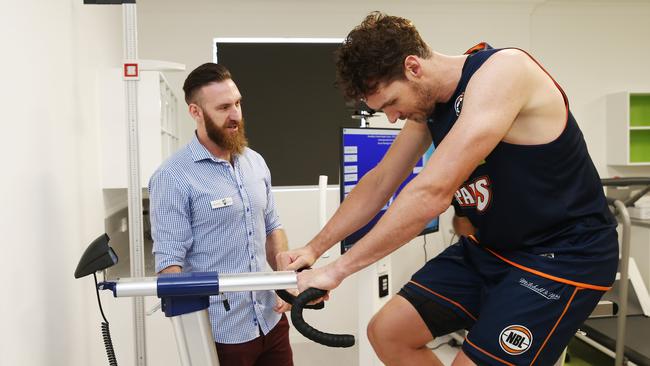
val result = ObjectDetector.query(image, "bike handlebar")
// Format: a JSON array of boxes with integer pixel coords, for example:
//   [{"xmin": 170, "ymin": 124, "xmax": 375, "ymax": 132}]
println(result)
[
  {"xmin": 289, "ymin": 288, "xmax": 355, "ymax": 348},
  {"xmin": 275, "ymin": 289, "xmax": 324, "ymax": 310}
]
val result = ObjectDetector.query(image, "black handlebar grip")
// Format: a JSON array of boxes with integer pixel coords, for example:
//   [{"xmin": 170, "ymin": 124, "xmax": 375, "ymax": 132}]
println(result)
[
  {"xmin": 276, "ymin": 289, "xmax": 325, "ymax": 310},
  {"xmin": 290, "ymin": 288, "xmax": 355, "ymax": 348}
]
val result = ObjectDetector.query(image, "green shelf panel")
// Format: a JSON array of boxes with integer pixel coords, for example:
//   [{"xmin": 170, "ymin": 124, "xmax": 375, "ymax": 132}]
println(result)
[
  {"xmin": 629, "ymin": 130, "xmax": 650, "ymax": 163},
  {"xmin": 630, "ymin": 94, "xmax": 650, "ymax": 127}
]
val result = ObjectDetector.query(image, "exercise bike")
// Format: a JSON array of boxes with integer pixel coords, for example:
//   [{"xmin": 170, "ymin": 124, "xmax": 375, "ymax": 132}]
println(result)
[{"xmin": 74, "ymin": 234, "xmax": 354, "ymax": 366}]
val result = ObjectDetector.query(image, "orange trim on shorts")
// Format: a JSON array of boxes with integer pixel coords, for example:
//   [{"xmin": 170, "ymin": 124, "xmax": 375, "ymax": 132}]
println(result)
[
  {"xmin": 466, "ymin": 235, "xmax": 611, "ymax": 292},
  {"xmin": 408, "ymin": 280, "xmax": 478, "ymax": 321},
  {"xmin": 530, "ymin": 287, "xmax": 579, "ymax": 365},
  {"xmin": 465, "ymin": 337, "xmax": 515, "ymax": 366}
]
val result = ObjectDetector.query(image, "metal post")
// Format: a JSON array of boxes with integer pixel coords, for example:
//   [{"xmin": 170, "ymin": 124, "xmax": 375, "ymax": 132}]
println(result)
[
  {"xmin": 170, "ymin": 310, "xmax": 220, "ymax": 366},
  {"xmin": 122, "ymin": 3, "xmax": 147, "ymax": 366},
  {"xmin": 613, "ymin": 199, "xmax": 631, "ymax": 366}
]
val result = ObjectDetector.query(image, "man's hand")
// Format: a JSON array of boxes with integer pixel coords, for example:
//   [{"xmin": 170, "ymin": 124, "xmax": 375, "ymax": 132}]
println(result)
[
  {"xmin": 158, "ymin": 265, "xmax": 182, "ymax": 274},
  {"xmin": 276, "ymin": 245, "xmax": 319, "ymax": 272},
  {"xmin": 273, "ymin": 295, "xmax": 292, "ymax": 313}
]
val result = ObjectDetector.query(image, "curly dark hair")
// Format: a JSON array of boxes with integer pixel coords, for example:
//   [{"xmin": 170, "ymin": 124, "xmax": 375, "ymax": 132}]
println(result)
[{"xmin": 335, "ymin": 12, "xmax": 432, "ymax": 101}]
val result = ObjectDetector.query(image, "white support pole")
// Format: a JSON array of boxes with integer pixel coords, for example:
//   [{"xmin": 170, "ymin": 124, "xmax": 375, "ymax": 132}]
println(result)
[
  {"xmin": 318, "ymin": 175, "xmax": 328, "ymax": 229},
  {"xmin": 318, "ymin": 175, "xmax": 330, "ymax": 258},
  {"xmin": 170, "ymin": 310, "xmax": 220, "ymax": 366},
  {"xmin": 122, "ymin": 3, "xmax": 147, "ymax": 366},
  {"xmin": 613, "ymin": 200, "xmax": 631, "ymax": 366}
]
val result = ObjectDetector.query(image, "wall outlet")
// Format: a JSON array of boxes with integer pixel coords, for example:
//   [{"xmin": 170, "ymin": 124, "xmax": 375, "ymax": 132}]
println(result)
[{"xmin": 378, "ymin": 274, "xmax": 389, "ymax": 298}]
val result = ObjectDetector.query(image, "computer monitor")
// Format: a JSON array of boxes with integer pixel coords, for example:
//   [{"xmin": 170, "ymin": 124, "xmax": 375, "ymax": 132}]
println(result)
[{"xmin": 340, "ymin": 127, "xmax": 439, "ymax": 253}]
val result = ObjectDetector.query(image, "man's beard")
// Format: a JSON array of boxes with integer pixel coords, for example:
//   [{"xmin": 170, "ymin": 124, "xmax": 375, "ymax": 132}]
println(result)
[
  {"xmin": 409, "ymin": 82, "xmax": 436, "ymax": 123},
  {"xmin": 204, "ymin": 113, "xmax": 248, "ymax": 155}
]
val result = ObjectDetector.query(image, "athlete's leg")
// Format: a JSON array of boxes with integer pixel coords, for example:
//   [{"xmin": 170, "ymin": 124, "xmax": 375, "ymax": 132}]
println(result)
[
  {"xmin": 369, "ymin": 240, "xmax": 481, "ymax": 365},
  {"xmin": 367, "ymin": 295, "xmax": 442, "ymax": 366}
]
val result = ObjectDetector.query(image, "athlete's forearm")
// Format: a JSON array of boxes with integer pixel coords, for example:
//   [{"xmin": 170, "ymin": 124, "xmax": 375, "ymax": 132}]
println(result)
[
  {"xmin": 335, "ymin": 178, "xmax": 452, "ymax": 278},
  {"xmin": 307, "ymin": 168, "xmax": 397, "ymax": 256}
]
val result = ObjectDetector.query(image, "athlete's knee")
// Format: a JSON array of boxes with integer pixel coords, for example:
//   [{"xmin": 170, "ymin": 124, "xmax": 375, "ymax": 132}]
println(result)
[
  {"xmin": 367, "ymin": 300, "xmax": 425, "ymax": 354},
  {"xmin": 368, "ymin": 308, "xmax": 412, "ymax": 361},
  {"xmin": 367, "ymin": 311, "xmax": 390, "ymax": 350}
]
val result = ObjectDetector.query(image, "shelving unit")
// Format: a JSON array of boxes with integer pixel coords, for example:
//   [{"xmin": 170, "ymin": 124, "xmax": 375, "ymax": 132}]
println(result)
[
  {"xmin": 98, "ymin": 69, "xmax": 181, "ymax": 188},
  {"xmin": 607, "ymin": 92, "xmax": 650, "ymax": 166}
]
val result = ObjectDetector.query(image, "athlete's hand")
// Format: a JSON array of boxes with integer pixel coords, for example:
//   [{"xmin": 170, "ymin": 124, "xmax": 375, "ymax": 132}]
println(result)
[
  {"xmin": 296, "ymin": 262, "xmax": 346, "ymax": 302},
  {"xmin": 276, "ymin": 246, "xmax": 319, "ymax": 272}
]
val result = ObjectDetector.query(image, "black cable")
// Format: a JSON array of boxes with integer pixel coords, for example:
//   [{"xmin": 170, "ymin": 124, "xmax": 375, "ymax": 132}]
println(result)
[
  {"xmin": 94, "ymin": 273, "xmax": 118, "ymax": 366},
  {"xmin": 428, "ymin": 338, "xmax": 461, "ymax": 351},
  {"xmin": 423, "ymin": 234, "xmax": 428, "ymax": 262},
  {"xmin": 448, "ymin": 232, "xmax": 457, "ymax": 247}
]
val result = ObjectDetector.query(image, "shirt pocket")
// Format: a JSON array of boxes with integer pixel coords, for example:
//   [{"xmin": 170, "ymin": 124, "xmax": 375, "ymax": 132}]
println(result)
[{"xmin": 245, "ymin": 173, "xmax": 269, "ymax": 215}]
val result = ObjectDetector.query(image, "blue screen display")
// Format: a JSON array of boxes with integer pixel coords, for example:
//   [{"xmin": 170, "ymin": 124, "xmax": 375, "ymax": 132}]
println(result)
[{"xmin": 340, "ymin": 127, "xmax": 439, "ymax": 253}]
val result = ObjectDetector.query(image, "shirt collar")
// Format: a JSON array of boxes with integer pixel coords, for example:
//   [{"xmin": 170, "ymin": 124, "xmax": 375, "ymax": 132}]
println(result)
[{"xmin": 189, "ymin": 132, "xmax": 241, "ymax": 164}]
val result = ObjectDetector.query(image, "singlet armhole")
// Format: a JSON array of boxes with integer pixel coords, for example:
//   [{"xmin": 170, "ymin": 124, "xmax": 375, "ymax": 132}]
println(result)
[{"xmin": 502, "ymin": 47, "xmax": 569, "ymax": 129}]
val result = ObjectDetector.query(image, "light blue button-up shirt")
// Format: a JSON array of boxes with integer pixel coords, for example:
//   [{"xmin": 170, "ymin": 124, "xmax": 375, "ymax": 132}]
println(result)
[{"xmin": 149, "ymin": 134, "xmax": 282, "ymax": 344}]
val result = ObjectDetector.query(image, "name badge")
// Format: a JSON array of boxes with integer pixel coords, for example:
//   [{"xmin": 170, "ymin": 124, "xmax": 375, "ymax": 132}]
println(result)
[{"xmin": 211, "ymin": 197, "xmax": 233, "ymax": 209}]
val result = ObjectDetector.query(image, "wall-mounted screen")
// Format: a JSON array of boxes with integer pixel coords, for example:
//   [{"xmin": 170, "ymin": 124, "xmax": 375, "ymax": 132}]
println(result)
[{"xmin": 340, "ymin": 127, "xmax": 438, "ymax": 253}]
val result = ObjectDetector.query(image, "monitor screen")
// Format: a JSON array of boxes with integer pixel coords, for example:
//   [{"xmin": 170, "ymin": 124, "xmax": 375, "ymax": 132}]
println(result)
[{"xmin": 340, "ymin": 127, "xmax": 439, "ymax": 253}]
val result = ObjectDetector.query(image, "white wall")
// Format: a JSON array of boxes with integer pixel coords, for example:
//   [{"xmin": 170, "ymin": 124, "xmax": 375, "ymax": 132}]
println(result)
[
  {"xmin": 4, "ymin": 1, "xmax": 650, "ymax": 365},
  {"xmin": 530, "ymin": 1, "xmax": 650, "ymax": 176},
  {"xmin": 137, "ymin": 0, "xmax": 650, "ymax": 178},
  {"xmin": 0, "ymin": 1, "xmax": 122, "ymax": 366}
]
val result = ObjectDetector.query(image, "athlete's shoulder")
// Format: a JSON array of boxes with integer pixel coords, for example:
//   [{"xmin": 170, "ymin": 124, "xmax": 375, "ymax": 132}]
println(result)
[
  {"xmin": 485, "ymin": 49, "xmax": 532, "ymax": 70},
  {"xmin": 469, "ymin": 49, "xmax": 535, "ymax": 88}
]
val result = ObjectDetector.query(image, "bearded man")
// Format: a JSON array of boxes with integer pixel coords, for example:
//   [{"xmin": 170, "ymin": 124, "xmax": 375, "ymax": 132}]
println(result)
[{"xmin": 149, "ymin": 63, "xmax": 293, "ymax": 366}]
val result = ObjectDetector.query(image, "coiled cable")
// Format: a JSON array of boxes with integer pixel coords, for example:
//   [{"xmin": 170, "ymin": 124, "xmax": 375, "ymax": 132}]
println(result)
[{"xmin": 94, "ymin": 273, "xmax": 118, "ymax": 366}]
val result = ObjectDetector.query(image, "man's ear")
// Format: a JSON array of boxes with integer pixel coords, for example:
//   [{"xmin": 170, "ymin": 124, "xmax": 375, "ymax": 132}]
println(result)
[
  {"xmin": 188, "ymin": 103, "xmax": 202, "ymax": 122},
  {"xmin": 404, "ymin": 55, "xmax": 422, "ymax": 81}
]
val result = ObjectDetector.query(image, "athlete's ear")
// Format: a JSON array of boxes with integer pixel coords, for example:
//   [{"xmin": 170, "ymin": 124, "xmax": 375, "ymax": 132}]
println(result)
[{"xmin": 404, "ymin": 55, "xmax": 422, "ymax": 81}]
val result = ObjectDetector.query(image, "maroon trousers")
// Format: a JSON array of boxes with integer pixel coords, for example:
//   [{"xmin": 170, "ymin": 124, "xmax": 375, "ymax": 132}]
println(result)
[{"xmin": 215, "ymin": 314, "xmax": 293, "ymax": 366}]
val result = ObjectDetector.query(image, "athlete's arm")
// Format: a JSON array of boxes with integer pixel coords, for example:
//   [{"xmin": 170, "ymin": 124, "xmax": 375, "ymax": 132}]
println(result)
[
  {"xmin": 297, "ymin": 50, "xmax": 536, "ymax": 291},
  {"xmin": 277, "ymin": 120, "xmax": 432, "ymax": 271}
]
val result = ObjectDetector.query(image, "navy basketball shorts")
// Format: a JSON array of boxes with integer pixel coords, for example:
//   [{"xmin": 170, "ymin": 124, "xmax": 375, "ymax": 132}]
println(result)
[{"xmin": 401, "ymin": 236, "xmax": 613, "ymax": 366}]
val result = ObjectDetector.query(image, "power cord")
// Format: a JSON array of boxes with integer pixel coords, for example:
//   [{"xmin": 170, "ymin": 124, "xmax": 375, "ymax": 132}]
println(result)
[
  {"xmin": 424, "ymin": 230, "xmax": 458, "ymax": 262},
  {"xmin": 428, "ymin": 337, "xmax": 462, "ymax": 351},
  {"xmin": 423, "ymin": 234, "xmax": 428, "ymax": 262},
  {"xmin": 448, "ymin": 232, "xmax": 457, "ymax": 246},
  {"xmin": 93, "ymin": 272, "xmax": 118, "ymax": 366}
]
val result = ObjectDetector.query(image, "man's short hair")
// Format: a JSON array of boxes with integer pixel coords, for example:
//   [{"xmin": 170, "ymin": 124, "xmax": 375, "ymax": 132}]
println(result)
[
  {"xmin": 183, "ymin": 63, "xmax": 232, "ymax": 105},
  {"xmin": 335, "ymin": 12, "xmax": 432, "ymax": 101}
]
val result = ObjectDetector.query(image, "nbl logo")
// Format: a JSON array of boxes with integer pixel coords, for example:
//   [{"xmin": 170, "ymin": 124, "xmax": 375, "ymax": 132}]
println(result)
[{"xmin": 499, "ymin": 325, "xmax": 533, "ymax": 355}]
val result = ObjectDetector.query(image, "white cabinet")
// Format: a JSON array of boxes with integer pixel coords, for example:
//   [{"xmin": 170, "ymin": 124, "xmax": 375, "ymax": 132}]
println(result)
[
  {"xmin": 607, "ymin": 91, "xmax": 650, "ymax": 166},
  {"xmin": 98, "ymin": 70, "xmax": 180, "ymax": 188}
]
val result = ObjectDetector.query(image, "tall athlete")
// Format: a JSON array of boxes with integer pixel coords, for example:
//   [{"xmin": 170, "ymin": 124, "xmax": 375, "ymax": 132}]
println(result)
[{"xmin": 277, "ymin": 12, "xmax": 618, "ymax": 366}]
